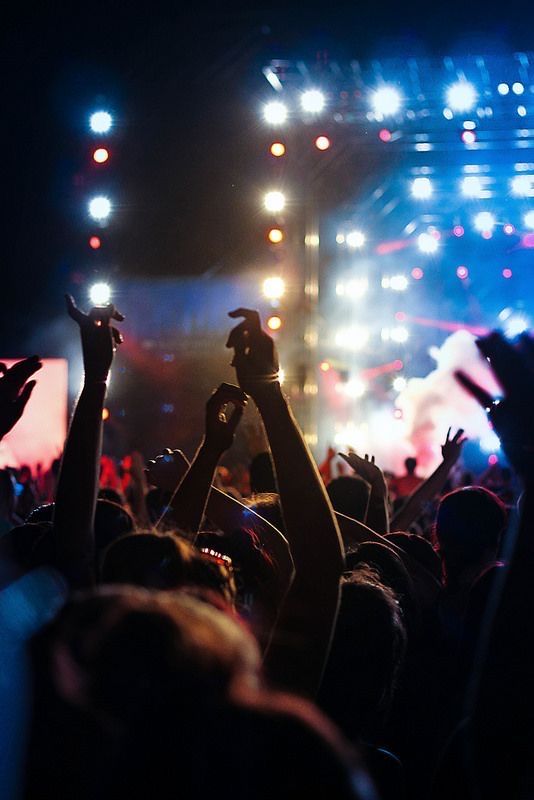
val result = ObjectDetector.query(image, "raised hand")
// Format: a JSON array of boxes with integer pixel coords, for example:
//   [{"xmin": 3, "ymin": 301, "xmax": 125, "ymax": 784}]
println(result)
[
  {"xmin": 66, "ymin": 294, "xmax": 124, "ymax": 382},
  {"xmin": 226, "ymin": 308, "xmax": 279, "ymax": 396},
  {"xmin": 338, "ymin": 451, "xmax": 385, "ymax": 487},
  {"xmin": 205, "ymin": 382, "xmax": 248, "ymax": 454},
  {"xmin": 441, "ymin": 427, "xmax": 468, "ymax": 464},
  {"xmin": 0, "ymin": 356, "xmax": 42, "ymax": 439},
  {"xmin": 455, "ymin": 331, "xmax": 534, "ymax": 476},
  {"xmin": 145, "ymin": 448, "xmax": 191, "ymax": 492}
]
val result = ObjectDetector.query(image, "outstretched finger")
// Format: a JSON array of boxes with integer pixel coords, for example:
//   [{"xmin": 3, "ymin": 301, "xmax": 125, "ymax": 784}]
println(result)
[
  {"xmin": 15, "ymin": 380, "xmax": 37, "ymax": 414},
  {"xmin": 455, "ymin": 370, "xmax": 495, "ymax": 410},
  {"xmin": 445, "ymin": 427, "xmax": 451, "ymax": 443},
  {"xmin": 3, "ymin": 357, "xmax": 42, "ymax": 397},
  {"xmin": 452, "ymin": 428, "xmax": 465, "ymax": 443},
  {"xmin": 65, "ymin": 294, "xmax": 86, "ymax": 325}
]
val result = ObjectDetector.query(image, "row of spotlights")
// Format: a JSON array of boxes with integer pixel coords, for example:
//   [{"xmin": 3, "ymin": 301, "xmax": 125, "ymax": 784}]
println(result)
[
  {"xmin": 411, "ymin": 175, "xmax": 534, "ymax": 199},
  {"xmin": 264, "ymin": 80, "xmax": 524, "ymax": 124}
]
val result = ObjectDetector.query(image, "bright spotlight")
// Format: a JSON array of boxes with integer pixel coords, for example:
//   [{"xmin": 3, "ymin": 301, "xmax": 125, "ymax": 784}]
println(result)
[
  {"xmin": 344, "ymin": 379, "xmax": 367, "ymax": 399},
  {"xmin": 445, "ymin": 81, "xmax": 477, "ymax": 112},
  {"xmin": 262, "ymin": 276, "xmax": 285, "ymax": 300},
  {"xmin": 314, "ymin": 135, "xmax": 330, "ymax": 151},
  {"xmin": 479, "ymin": 431, "xmax": 501, "ymax": 453},
  {"xmin": 504, "ymin": 312, "xmax": 529, "ymax": 338},
  {"xmin": 390, "ymin": 275, "xmax": 409, "ymax": 291},
  {"xmin": 417, "ymin": 232, "xmax": 439, "ymax": 254},
  {"xmin": 371, "ymin": 86, "xmax": 402, "ymax": 116},
  {"xmin": 461, "ymin": 176, "xmax": 482, "ymax": 197},
  {"xmin": 474, "ymin": 211, "xmax": 496, "ymax": 232},
  {"xmin": 524, "ymin": 211, "xmax": 534, "ymax": 229},
  {"xmin": 512, "ymin": 82, "xmax": 524, "ymax": 95},
  {"xmin": 88, "ymin": 196, "xmax": 112, "ymax": 221},
  {"xmin": 263, "ymin": 101, "xmax": 288, "ymax": 125},
  {"xmin": 511, "ymin": 175, "xmax": 533, "ymax": 197},
  {"xmin": 301, "ymin": 90, "xmax": 326, "ymax": 114},
  {"xmin": 89, "ymin": 282, "xmax": 111, "ymax": 305},
  {"xmin": 270, "ymin": 142, "xmax": 286, "ymax": 157},
  {"xmin": 334, "ymin": 326, "xmax": 369, "ymax": 351},
  {"xmin": 93, "ymin": 147, "xmax": 109, "ymax": 164},
  {"xmin": 517, "ymin": 106, "xmax": 527, "ymax": 117},
  {"xmin": 346, "ymin": 230, "xmax": 365, "ymax": 248},
  {"xmin": 345, "ymin": 278, "xmax": 369, "ymax": 299},
  {"xmin": 268, "ymin": 228, "xmax": 284, "ymax": 243},
  {"xmin": 263, "ymin": 191, "xmax": 286, "ymax": 213},
  {"xmin": 411, "ymin": 177, "xmax": 433, "ymax": 199},
  {"xmin": 390, "ymin": 326, "xmax": 409, "ymax": 343},
  {"xmin": 497, "ymin": 83, "xmax": 510, "ymax": 96},
  {"xmin": 89, "ymin": 111, "xmax": 113, "ymax": 134},
  {"xmin": 393, "ymin": 376, "xmax": 407, "ymax": 392},
  {"xmin": 267, "ymin": 314, "xmax": 282, "ymax": 331}
]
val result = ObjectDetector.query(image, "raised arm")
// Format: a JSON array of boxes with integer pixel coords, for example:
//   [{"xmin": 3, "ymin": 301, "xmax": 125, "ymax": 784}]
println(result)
[
  {"xmin": 339, "ymin": 451, "xmax": 389, "ymax": 533},
  {"xmin": 162, "ymin": 383, "xmax": 247, "ymax": 538},
  {"xmin": 390, "ymin": 428, "xmax": 467, "ymax": 532},
  {"xmin": 226, "ymin": 308, "xmax": 344, "ymax": 697},
  {"xmin": 52, "ymin": 295, "xmax": 123, "ymax": 587},
  {"xmin": 455, "ymin": 333, "xmax": 534, "ymax": 796}
]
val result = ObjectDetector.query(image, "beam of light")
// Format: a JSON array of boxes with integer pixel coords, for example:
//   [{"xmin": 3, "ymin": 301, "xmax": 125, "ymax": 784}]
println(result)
[
  {"xmin": 89, "ymin": 282, "xmax": 112, "ymax": 305},
  {"xmin": 403, "ymin": 315, "xmax": 490, "ymax": 337},
  {"xmin": 360, "ymin": 359, "xmax": 404, "ymax": 381},
  {"xmin": 262, "ymin": 276, "xmax": 285, "ymax": 300},
  {"xmin": 263, "ymin": 191, "xmax": 285, "ymax": 212},
  {"xmin": 301, "ymin": 89, "xmax": 325, "ymax": 113},
  {"xmin": 88, "ymin": 196, "xmax": 112, "ymax": 220},
  {"xmin": 411, "ymin": 177, "xmax": 433, "ymax": 199}
]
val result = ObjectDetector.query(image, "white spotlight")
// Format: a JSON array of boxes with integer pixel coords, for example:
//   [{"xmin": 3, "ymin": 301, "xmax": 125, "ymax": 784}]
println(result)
[
  {"xmin": 346, "ymin": 230, "xmax": 365, "ymax": 248},
  {"xmin": 390, "ymin": 275, "xmax": 409, "ymax": 291},
  {"xmin": 445, "ymin": 81, "xmax": 477, "ymax": 112},
  {"xmin": 524, "ymin": 211, "xmax": 534, "ymax": 229},
  {"xmin": 89, "ymin": 282, "xmax": 112, "ymax": 306},
  {"xmin": 371, "ymin": 86, "xmax": 402, "ymax": 116},
  {"xmin": 263, "ymin": 101, "xmax": 288, "ymax": 125},
  {"xmin": 461, "ymin": 176, "xmax": 483, "ymax": 198},
  {"xmin": 511, "ymin": 175, "xmax": 533, "ymax": 197},
  {"xmin": 497, "ymin": 83, "xmax": 510, "ymax": 96},
  {"xmin": 411, "ymin": 177, "xmax": 433, "ymax": 199},
  {"xmin": 504, "ymin": 312, "xmax": 530, "ymax": 337},
  {"xmin": 474, "ymin": 211, "xmax": 496, "ymax": 232},
  {"xmin": 89, "ymin": 111, "xmax": 113, "ymax": 134},
  {"xmin": 263, "ymin": 191, "xmax": 286, "ymax": 212},
  {"xmin": 390, "ymin": 326, "xmax": 409, "ymax": 343},
  {"xmin": 262, "ymin": 276, "xmax": 286, "ymax": 300},
  {"xmin": 301, "ymin": 90, "xmax": 325, "ymax": 114},
  {"xmin": 512, "ymin": 82, "xmax": 525, "ymax": 95},
  {"xmin": 88, "ymin": 196, "xmax": 112, "ymax": 221},
  {"xmin": 417, "ymin": 232, "xmax": 439, "ymax": 254}
]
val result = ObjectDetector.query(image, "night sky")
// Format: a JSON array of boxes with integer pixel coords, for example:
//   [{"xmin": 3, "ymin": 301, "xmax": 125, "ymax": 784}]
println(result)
[{"xmin": 2, "ymin": 0, "xmax": 533, "ymax": 347}]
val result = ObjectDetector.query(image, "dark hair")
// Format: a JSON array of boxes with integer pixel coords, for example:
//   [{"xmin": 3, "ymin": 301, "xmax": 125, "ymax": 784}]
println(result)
[
  {"xmin": 249, "ymin": 452, "xmax": 277, "ymax": 494},
  {"xmin": 434, "ymin": 486, "xmax": 507, "ymax": 580}
]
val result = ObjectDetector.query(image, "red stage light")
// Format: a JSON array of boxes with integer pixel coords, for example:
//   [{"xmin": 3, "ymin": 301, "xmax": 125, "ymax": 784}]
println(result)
[
  {"xmin": 93, "ymin": 147, "xmax": 109, "ymax": 164},
  {"xmin": 270, "ymin": 142, "xmax": 286, "ymax": 157},
  {"xmin": 503, "ymin": 223, "xmax": 515, "ymax": 235},
  {"xmin": 453, "ymin": 225, "xmax": 465, "ymax": 237},
  {"xmin": 456, "ymin": 266, "xmax": 469, "ymax": 280},
  {"xmin": 393, "ymin": 359, "xmax": 404, "ymax": 370},
  {"xmin": 395, "ymin": 311, "xmax": 407, "ymax": 322},
  {"xmin": 315, "ymin": 135, "xmax": 330, "ymax": 151},
  {"xmin": 482, "ymin": 230, "xmax": 492, "ymax": 240},
  {"xmin": 89, "ymin": 236, "xmax": 101, "ymax": 249},
  {"xmin": 503, "ymin": 268, "xmax": 513, "ymax": 278},
  {"xmin": 379, "ymin": 129, "xmax": 392, "ymax": 142},
  {"xmin": 411, "ymin": 267, "xmax": 424, "ymax": 280},
  {"xmin": 488, "ymin": 454, "xmax": 499, "ymax": 465}
]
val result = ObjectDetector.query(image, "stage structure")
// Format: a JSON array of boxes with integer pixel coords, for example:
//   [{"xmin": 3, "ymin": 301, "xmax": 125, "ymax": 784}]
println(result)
[{"xmin": 257, "ymin": 53, "xmax": 534, "ymax": 471}]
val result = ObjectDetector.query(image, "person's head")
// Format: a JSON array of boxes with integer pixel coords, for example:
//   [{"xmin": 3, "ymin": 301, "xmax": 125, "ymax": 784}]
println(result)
[
  {"xmin": 27, "ymin": 499, "xmax": 135, "ymax": 567},
  {"xmin": 404, "ymin": 457, "xmax": 417, "ymax": 475},
  {"xmin": 245, "ymin": 492, "xmax": 285, "ymax": 533},
  {"xmin": 434, "ymin": 486, "xmax": 507, "ymax": 582},
  {"xmin": 326, "ymin": 476, "xmax": 371, "ymax": 523},
  {"xmin": 100, "ymin": 532, "xmax": 236, "ymax": 606},
  {"xmin": 18, "ymin": 465, "xmax": 32, "ymax": 484},
  {"xmin": 319, "ymin": 565, "xmax": 406, "ymax": 739}
]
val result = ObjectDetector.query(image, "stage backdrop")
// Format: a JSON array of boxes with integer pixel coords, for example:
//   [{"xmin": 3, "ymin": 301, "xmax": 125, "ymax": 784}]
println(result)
[{"xmin": 0, "ymin": 359, "xmax": 68, "ymax": 471}]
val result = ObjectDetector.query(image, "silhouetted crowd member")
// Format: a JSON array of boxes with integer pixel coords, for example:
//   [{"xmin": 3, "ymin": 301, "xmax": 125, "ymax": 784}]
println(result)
[{"xmin": 0, "ymin": 296, "xmax": 532, "ymax": 800}]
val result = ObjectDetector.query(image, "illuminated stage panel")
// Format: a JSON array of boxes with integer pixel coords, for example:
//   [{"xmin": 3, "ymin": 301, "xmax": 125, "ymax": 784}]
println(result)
[{"xmin": 0, "ymin": 359, "xmax": 68, "ymax": 471}]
